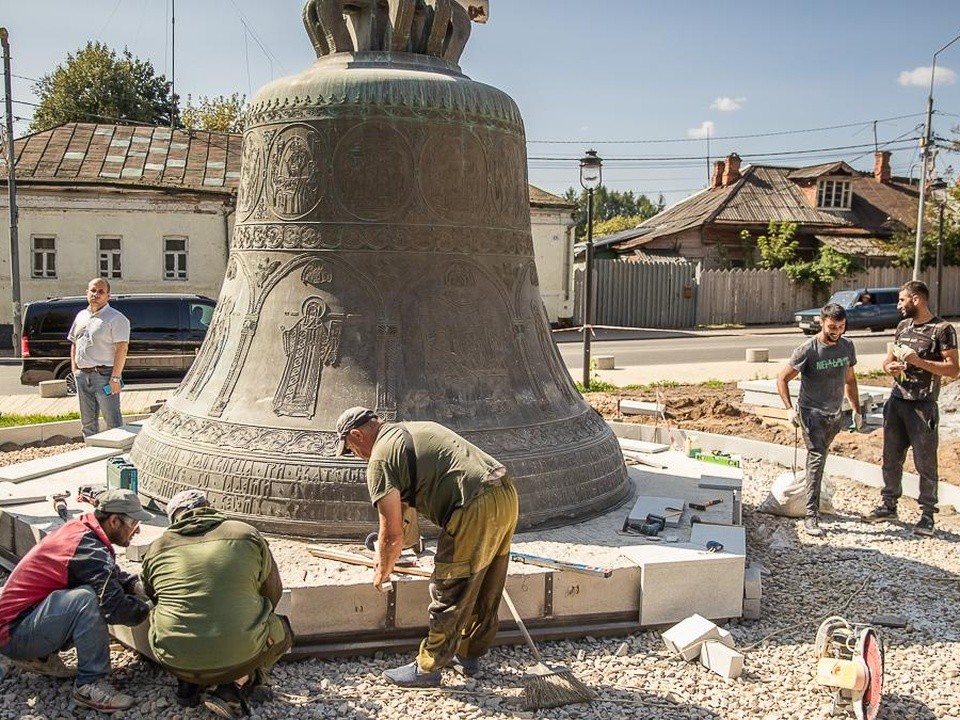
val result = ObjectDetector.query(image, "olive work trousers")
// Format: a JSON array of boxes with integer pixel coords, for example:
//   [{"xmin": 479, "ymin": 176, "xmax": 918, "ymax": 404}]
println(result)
[
  {"xmin": 162, "ymin": 614, "xmax": 294, "ymax": 688},
  {"xmin": 417, "ymin": 477, "xmax": 519, "ymax": 672}
]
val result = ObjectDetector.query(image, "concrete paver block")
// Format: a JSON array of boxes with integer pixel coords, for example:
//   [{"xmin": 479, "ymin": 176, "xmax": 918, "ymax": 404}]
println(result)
[
  {"xmin": 0, "ymin": 447, "xmax": 123, "ymax": 483},
  {"xmin": 626, "ymin": 495, "xmax": 686, "ymax": 528},
  {"xmin": 622, "ymin": 544, "xmax": 745, "ymax": 625},
  {"xmin": 618, "ymin": 438, "xmax": 669, "ymax": 454},
  {"xmin": 661, "ymin": 613, "xmax": 722, "ymax": 661},
  {"xmin": 689, "ymin": 524, "xmax": 746, "ymax": 556},
  {"xmin": 700, "ymin": 640, "xmax": 744, "ymax": 678},
  {"xmin": 38, "ymin": 380, "xmax": 68, "ymax": 398},
  {"xmin": 698, "ymin": 473, "xmax": 743, "ymax": 491},
  {"xmin": 594, "ymin": 355, "xmax": 615, "ymax": 370},
  {"xmin": 745, "ymin": 348, "xmax": 768, "ymax": 363},
  {"xmin": 620, "ymin": 399, "xmax": 664, "ymax": 417},
  {"xmin": 743, "ymin": 566, "xmax": 762, "ymax": 599},
  {"xmin": 86, "ymin": 425, "xmax": 142, "ymax": 449},
  {"xmin": 742, "ymin": 596, "xmax": 761, "ymax": 620}
]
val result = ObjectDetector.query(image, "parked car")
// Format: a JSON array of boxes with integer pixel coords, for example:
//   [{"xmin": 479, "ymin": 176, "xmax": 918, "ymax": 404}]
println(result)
[
  {"xmin": 794, "ymin": 287, "xmax": 900, "ymax": 335},
  {"xmin": 20, "ymin": 293, "xmax": 216, "ymax": 392}
]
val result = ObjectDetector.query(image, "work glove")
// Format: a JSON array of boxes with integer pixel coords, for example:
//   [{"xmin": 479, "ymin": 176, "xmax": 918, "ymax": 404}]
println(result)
[
  {"xmin": 787, "ymin": 408, "xmax": 799, "ymax": 427},
  {"xmin": 851, "ymin": 412, "xmax": 864, "ymax": 432},
  {"xmin": 891, "ymin": 343, "xmax": 914, "ymax": 362}
]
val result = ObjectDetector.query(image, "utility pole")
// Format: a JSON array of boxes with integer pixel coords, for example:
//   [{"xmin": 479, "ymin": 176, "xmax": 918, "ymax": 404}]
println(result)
[
  {"xmin": 170, "ymin": 0, "xmax": 176, "ymax": 129},
  {"xmin": 913, "ymin": 33, "xmax": 960, "ymax": 281},
  {"xmin": 0, "ymin": 28, "xmax": 21, "ymax": 357}
]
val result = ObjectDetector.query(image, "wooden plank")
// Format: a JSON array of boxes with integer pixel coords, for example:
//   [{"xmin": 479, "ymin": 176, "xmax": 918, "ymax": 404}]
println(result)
[{"xmin": 307, "ymin": 546, "xmax": 432, "ymax": 577}]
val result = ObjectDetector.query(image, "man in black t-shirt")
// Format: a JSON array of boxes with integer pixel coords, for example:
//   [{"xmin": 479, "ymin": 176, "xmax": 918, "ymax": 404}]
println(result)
[{"xmin": 862, "ymin": 281, "xmax": 959, "ymax": 536}]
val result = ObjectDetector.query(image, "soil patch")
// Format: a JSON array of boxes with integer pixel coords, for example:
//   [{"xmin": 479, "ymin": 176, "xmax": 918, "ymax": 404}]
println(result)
[{"xmin": 584, "ymin": 378, "xmax": 960, "ymax": 487}]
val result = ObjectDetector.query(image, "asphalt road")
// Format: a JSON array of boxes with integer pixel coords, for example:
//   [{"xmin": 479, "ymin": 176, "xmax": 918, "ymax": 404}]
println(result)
[{"xmin": 0, "ymin": 326, "xmax": 896, "ymax": 396}]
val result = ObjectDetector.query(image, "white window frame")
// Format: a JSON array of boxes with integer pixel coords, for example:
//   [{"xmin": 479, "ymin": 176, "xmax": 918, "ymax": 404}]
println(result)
[
  {"xmin": 98, "ymin": 236, "xmax": 123, "ymax": 279},
  {"xmin": 816, "ymin": 178, "xmax": 852, "ymax": 209},
  {"xmin": 163, "ymin": 236, "xmax": 189, "ymax": 281},
  {"xmin": 31, "ymin": 235, "xmax": 57, "ymax": 279}
]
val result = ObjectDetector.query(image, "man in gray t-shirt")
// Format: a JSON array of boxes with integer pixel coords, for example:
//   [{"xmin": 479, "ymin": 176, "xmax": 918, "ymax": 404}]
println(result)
[{"xmin": 777, "ymin": 303, "xmax": 862, "ymax": 536}]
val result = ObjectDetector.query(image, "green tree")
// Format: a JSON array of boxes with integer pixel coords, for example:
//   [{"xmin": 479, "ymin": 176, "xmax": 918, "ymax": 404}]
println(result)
[
  {"xmin": 31, "ymin": 42, "xmax": 177, "ymax": 131},
  {"xmin": 741, "ymin": 221, "xmax": 857, "ymax": 297},
  {"xmin": 890, "ymin": 184, "xmax": 960, "ymax": 270},
  {"xmin": 593, "ymin": 214, "xmax": 643, "ymax": 237},
  {"xmin": 564, "ymin": 186, "xmax": 661, "ymax": 239},
  {"xmin": 181, "ymin": 93, "xmax": 247, "ymax": 133}
]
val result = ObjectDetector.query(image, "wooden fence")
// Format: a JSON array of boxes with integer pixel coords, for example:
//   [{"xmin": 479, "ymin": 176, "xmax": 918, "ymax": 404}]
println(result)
[{"xmin": 574, "ymin": 260, "xmax": 960, "ymax": 328}]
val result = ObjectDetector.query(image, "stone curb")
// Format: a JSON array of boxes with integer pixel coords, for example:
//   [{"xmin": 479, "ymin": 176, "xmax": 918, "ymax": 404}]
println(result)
[
  {"xmin": 0, "ymin": 415, "xmax": 151, "ymax": 451},
  {"xmin": 608, "ymin": 420, "xmax": 960, "ymax": 513}
]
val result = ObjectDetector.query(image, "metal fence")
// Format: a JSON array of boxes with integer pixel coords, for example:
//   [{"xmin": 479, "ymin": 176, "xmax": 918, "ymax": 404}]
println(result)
[{"xmin": 573, "ymin": 260, "xmax": 960, "ymax": 328}]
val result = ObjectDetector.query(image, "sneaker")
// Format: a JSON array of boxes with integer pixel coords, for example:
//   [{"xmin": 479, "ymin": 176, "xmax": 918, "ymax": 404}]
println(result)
[
  {"xmin": 382, "ymin": 660, "xmax": 442, "ymax": 688},
  {"xmin": 11, "ymin": 653, "xmax": 75, "ymax": 678},
  {"xmin": 861, "ymin": 504, "xmax": 897, "ymax": 523},
  {"xmin": 913, "ymin": 514, "xmax": 935, "ymax": 537},
  {"xmin": 175, "ymin": 679, "xmax": 201, "ymax": 708},
  {"xmin": 72, "ymin": 681, "xmax": 135, "ymax": 713},
  {"xmin": 204, "ymin": 683, "xmax": 247, "ymax": 719},
  {"xmin": 451, "ymin": 654, "xmax": 481, "ymax": 677},
  {"xmin": 803, "ymin": 516, "xmax": 823, "ymax": 537}
]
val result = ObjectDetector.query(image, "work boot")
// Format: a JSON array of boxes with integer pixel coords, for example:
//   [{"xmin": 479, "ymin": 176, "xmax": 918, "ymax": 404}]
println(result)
[
  {"xmin": 204, "ymin": 683, "xmax": 247, "ymax": 719},
  {"xmin": 382, "ymin": 660, "xmax": 441, "ymax": 688},
  {"xmin": 11, "ymin": 653, "xmax": 75, "ymax": 678},
  {"xmin": 175, "ymin": 679, "xmax": 201, "ymax": 708},
  {"xmin": 913, "ymin": 514, "xmax": 935, "ymax": 537},
  {"xmin": 72, "ymin": 681, "xmax": 135, "ymax": 713},
  {"xmin": 803, "ymin": 516, "xmax": 823, "ymax": 537},
  {"xmin": 451, "ymin": 654, "xmax": 481, "ymax": 677},
  {"xmin": 861, "ymin": 504, "xmax": 897, "ymax": 523}
]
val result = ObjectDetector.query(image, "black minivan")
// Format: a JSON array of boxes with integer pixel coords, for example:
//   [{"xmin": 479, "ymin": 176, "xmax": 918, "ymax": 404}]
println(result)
[{"xmin": 20, "ymin": 293, "xmax": 217, "ymax": 391}]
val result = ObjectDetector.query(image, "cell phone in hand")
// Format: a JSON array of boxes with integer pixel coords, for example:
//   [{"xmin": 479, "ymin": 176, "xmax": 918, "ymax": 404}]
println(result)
[{"xmin": 102, "ymin": 379, "xmax": 124, "ymax": 395}]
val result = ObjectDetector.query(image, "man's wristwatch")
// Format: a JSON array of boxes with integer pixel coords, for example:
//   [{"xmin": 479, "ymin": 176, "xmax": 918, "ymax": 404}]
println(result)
[{"xmin": 110, "ymin": 376, "xmax": 121, "ymax": 381}]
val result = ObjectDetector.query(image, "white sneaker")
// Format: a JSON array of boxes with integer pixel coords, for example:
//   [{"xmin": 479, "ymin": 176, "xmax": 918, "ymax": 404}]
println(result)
[{"xmin": 72, "ymin": 681, "xmax": 135, "ymax": 713}]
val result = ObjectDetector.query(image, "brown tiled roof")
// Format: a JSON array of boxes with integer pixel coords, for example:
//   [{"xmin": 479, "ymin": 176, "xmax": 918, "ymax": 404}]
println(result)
[
  {"xmin": 1, "ymin": 122, "xmax": 241, "ymax": 193},
  {"xmin": 529, "ymin": 184, "xmax": 575, "ymax": 208},
  {"xmin": 612, "ymin": 161, "xmax": 919, "ymax": 253}
]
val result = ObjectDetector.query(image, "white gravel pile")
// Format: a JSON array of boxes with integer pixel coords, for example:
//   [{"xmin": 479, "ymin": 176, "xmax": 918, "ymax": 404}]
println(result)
[{"xmin": 1, "ymin": 457, "xmax": 958, "ymax": 719}]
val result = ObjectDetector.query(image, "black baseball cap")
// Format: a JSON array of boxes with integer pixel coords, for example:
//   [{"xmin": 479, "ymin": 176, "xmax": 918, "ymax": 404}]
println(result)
[{"xmin": 335, "ymin": 406, "xmax": 377, "ymax": 455}]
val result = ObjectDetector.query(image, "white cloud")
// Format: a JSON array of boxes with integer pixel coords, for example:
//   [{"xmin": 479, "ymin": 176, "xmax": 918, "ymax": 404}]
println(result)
[
  {"xmin": 898, "ymin": 65, "xmax": 957, "ymax": 87},
  {"xmin": 687, "ymin": 121, "xmax": 714, "ymax": 139},
  {"xmin": 710, "ymin": 96, "xmax": 745, "ymax": 112}
]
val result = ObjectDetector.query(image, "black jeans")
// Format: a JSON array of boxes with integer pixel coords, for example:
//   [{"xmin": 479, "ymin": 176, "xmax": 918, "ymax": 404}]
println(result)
[
  {"xmin": 881, "ymin": 396, "xmax": 940, "ymax": 516},
  {"xmin": 799, "ymin": 406, "xmax": 843, "ymax": 518}
]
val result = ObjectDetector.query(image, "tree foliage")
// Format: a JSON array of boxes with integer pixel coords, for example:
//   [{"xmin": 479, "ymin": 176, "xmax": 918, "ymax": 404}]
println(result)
[
  {"xmin": 889, "ymin": 184, "xmax": 960, "ymax": 270},
  {"xmin": 564, "ymin": 186, "xmax": 664, "ymax": 239},
  {"xmin": 741, "ymin": 221, "xmax": 857, "ymax": 295},
  {"xmin": 31, "ymin": 42, "xmax": 177, "ymax": 131},
  {"xmin": 592, "ymin": 214, "xmax": 644, "ymax": 237},
  {"xmin": 180, "ymin": 93, "xmax": 248, "ymax": 133}
]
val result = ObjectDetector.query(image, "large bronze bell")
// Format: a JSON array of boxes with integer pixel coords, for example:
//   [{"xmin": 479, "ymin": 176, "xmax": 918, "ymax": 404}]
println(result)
[{"xmin": 131, "ymin": 0, "xmax": 629, "ymax": 537}]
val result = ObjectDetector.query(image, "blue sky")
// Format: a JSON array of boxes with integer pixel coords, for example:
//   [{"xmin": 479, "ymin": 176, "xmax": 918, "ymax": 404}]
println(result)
[{"xmin": 4, "ymin": 1, "xmax": 960, "ymax": 206}]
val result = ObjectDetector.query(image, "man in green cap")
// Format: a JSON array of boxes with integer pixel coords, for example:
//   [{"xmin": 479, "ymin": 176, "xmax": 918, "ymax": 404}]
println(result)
[{"xmin": 0, "ymin": 489, "xmax": 152, "ymax": 713}]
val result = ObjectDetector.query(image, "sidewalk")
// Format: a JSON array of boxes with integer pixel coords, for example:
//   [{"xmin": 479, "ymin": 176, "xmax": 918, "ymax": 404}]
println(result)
[{"xmin": 587, "ymin": 351, "xmax": 890, "ymax": 387}]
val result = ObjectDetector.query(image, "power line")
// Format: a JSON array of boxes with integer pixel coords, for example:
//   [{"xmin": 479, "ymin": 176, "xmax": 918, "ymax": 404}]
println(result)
[
  {"xmin": 226, "ymin": 0, "xmax": 283, "ymax": 77},
  {"xmin": 526, "ymin": 113, "xmax": 927, "ymax": 145}
]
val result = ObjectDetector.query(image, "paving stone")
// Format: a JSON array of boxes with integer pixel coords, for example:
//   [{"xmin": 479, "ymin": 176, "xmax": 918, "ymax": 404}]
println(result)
[
  {"xmin": 618, "ymin": 438, "xmax": 669, "ymax": 454},
  {"xmin": 661, "ymin": 613, "xmax": 723, "ymax": 661},
  {"xmin": 690, "ymin": 523, "xmax": 746, "ymax": 556},
  {"xmin": 85, "ymin": 425, "xmax": 142, "ymax": 449},
  {"xmin": 744, "ymin": 566, "xmax": 763, "ymax": 599},
  {"xmin": 0, "ymin": 447, "xmax": 122, "ymax": 483},
  {"xmin": 700, "ymin": 640, "xmax": 745, "ymax": 678},
  {"xmin": 699, "ymin": 473, "xmax": 743, "ymax": 491}
]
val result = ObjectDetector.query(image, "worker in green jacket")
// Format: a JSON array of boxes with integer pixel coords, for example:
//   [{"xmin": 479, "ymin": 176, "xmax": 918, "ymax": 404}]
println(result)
[{"xmin": 141, "ymin": 490, "xmax": 293, "ymax": 719}]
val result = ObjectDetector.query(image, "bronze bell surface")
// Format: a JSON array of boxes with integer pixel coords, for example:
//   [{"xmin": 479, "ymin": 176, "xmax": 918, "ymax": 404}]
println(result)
[{"xmin": 131, "ymin": 0, "xmax": 630, "ymax": 538}]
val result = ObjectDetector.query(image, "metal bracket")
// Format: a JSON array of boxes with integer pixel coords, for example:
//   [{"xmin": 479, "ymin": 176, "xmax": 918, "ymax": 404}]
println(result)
[{"xmin": 544, "ymin": 572, "xmax": 554, "ymax": 617}]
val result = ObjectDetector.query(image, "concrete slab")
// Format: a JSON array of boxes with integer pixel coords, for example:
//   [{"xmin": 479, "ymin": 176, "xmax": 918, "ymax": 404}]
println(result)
[
  {"xmin": 661, "ymin": 613, "xmax": 722, "ymax": 661},
  {"xmin": 743, "ymin": 566, "xmax": 763, "ymax": 599},
  {"xmin": 622, "ymin": 544, "xmax": 745, "ymax": 625},
  {"xmin": 620, "ymin": 399, "xmax": 664, "ymax": 417},
  {"xmin": 699, "ymin": 473, "xmax": 743, "ymax": 491},
  {"xmin": 700, "ymin": 640, "xmax": 744, "ymax": 678},
  {"xmin": 626, "ymin": 495, "xmax": 686, "ymax": 528},
  {"xmin": 690, "ymin": 523, "xmax": 746, "ymax": 556},
  {"xmin": 0, "ymin": 446, "xmax": 122, "ymax": 483},
  {"xmin": 85, "ymin": 425, "xmax": 143, "ymax": 449},
  {"xmin": 618, "ymin": 438, "xmax": 669, "ymax": 454}
]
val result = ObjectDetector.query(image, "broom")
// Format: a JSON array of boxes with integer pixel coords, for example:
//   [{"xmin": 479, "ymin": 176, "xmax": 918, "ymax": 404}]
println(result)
[{"xmin": 501, "ymin": 589, "xmax": 594, "ymax": 710}]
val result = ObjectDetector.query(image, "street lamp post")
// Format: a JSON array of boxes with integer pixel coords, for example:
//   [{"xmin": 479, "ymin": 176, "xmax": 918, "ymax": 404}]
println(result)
[
  {"xmin": 930, "ymin": 178, "xmax": 948, "ymax": 315},
  {"xmin": 913, "ymin": 32, "xmax": 960, "ymax": 281},
  {"xmin": 579, "ymin": 149, "xmax": 602, "ymax": 388}
]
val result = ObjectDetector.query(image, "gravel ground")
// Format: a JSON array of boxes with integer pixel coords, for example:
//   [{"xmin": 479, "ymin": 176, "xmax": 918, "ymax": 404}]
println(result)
[{"xmin": 1, "ymin": 447, "xmax": 958, "ymax": 719}]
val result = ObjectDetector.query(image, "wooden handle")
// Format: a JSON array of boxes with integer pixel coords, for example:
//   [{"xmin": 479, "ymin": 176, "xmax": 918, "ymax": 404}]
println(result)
[{"xmin": 501, "ymin": 589, "xmax": 545, "ymax": 664}]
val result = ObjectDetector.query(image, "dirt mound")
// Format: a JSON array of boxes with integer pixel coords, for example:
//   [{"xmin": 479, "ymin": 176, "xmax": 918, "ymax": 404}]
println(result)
[{"xmin": 586, "ymin": 381, "xmax": 960, "ymax": 487}]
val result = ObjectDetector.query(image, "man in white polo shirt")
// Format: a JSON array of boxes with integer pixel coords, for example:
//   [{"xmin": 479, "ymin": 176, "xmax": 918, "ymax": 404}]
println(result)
[{"xmin": 68, "ymin": 278, "xmax": 130, "ymax": 437}]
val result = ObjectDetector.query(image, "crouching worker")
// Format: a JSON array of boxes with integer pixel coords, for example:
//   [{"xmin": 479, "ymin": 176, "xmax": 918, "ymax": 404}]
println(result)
[
  {"xmin": 141, "ymin": 490, "xmax": 293, "ymax": 719},
  {"xmin": 0, "ymin": 489, "xmax": 152, "ymax": 713}
]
